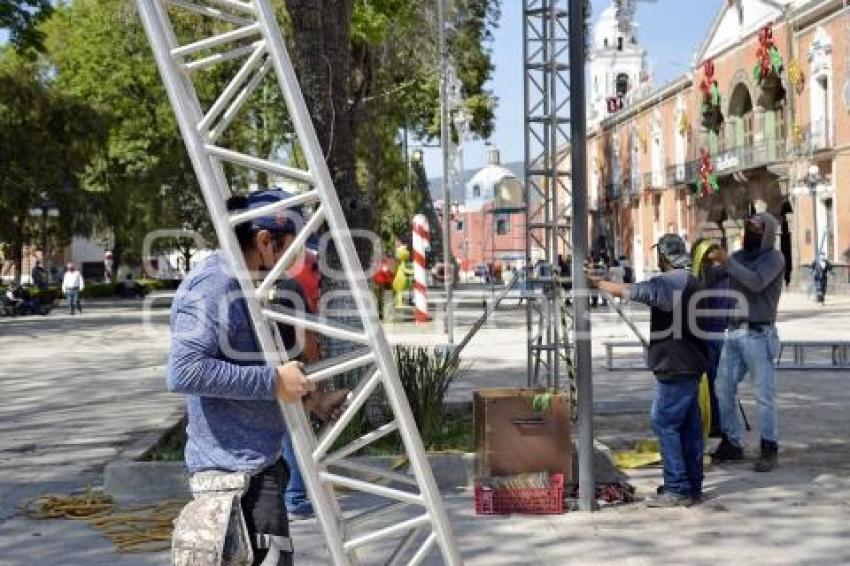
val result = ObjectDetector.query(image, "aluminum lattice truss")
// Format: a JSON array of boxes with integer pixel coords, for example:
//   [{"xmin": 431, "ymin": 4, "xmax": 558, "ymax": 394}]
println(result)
[
  {"xmin": 134, "ymin": 1, "xmax": 460, "ymax": 563},
  {"xmin": 523, "ymin": 0, "xmax": 574, "ymax": 391}
]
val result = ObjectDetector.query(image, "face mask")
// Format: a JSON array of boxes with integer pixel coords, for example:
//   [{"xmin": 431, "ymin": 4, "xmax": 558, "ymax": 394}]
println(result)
[{"xmin": 743, "ymin": 228, "xmax": 762, "ymax": 253}]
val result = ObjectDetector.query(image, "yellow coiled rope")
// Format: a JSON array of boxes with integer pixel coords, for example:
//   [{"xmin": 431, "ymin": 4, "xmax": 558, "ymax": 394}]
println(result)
[{"xmin": 23, "ymin": 487, "xmax": 186, "ymax": 553}]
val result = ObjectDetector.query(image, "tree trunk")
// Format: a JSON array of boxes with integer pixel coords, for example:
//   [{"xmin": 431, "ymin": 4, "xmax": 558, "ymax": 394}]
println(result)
[
  {"xmin": 285, "ymin": 0, "xmax": 373, "ymax": 377},
  {"xmin": 112, "ymin": 236, "xmax": 125, "ymax": 280},
  {"xmin": 12, "ymin": 216, "xmax": 25, "ymax": 285},
  {"xmin": 284, "ymin": 0, "xmax": 373, "ymax": 268}
]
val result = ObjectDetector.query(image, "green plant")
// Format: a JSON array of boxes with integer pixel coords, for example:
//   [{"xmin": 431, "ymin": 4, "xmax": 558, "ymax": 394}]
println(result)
[
  {"xmin": 30, "ymin": 286, "xmax": 62, "ymax": 303},
  {"xmin": 80, "ymin": 282, "xmax": 120, "ymax": 299},
  {"xmin": 393, "ymin": 344, "xmax": 463, "ymax": 450}
]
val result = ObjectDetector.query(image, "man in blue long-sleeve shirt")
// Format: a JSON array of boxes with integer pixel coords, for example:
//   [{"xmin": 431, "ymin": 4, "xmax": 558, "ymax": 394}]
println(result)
[
  {"xmin": 167, "ymin": 191, "xmax": 320, "ymax": 565},
  {"xmin": 590, "ymin": 234, "xmax": 708, "ymax": 507}
]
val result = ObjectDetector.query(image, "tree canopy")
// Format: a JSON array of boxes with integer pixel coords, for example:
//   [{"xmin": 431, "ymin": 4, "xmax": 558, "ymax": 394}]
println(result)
[
  {"xmin": 1, "ymin": 0, "xmax": 499, "ymax": 278},
  {"xmin": 0, "ymin": 0, "xmax": 52, "ymax": 52}
]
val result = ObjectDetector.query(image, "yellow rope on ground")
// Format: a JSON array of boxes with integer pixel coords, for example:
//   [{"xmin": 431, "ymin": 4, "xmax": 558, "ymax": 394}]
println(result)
[
  {"xmin": 23, "ymin": 488, "xmax": 186, "ymax": 553},
  {"xmin": 22, "ymin": 486, "xmax": 115, "ymax": 520}
]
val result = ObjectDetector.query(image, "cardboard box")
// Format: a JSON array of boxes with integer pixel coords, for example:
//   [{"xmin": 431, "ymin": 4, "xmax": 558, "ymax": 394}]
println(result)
[{"xmin": 473, "ymin": 388, "xmax": 572, "ymax": 480}]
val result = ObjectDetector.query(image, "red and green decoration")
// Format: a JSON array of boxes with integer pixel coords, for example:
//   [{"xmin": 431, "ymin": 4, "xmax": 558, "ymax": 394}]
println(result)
[
  {"xmin": 753, "ymin": 24, "xmax": 784, "ymax": 84},
  {"xmin": 695, "ymin": 149, "xmax": 720, "ymax": 197},
  {"xmin": 700, "ymin": 60, "xmax": 723, "ymax": 131}
]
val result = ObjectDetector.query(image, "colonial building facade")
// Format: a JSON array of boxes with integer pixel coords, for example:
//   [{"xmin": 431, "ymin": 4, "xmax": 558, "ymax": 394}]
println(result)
[{"xmin": 585, "ymin": 0, "xmax": 849, "ymax": 285}]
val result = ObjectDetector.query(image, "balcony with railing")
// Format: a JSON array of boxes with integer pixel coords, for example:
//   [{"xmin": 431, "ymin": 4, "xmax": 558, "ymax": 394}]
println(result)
[
  {"xmin": 792, "ymin": 119, "xmax": 833, "ymax": 155},
  {"xmin": 666, "ymin": 160, "xmax": 699, "ymax": 186},
  {"xmin": 644, "ymin": 170, "xmax": 666, "ymax": 191},
  {"xmin": 713, "ymin": 138, "xmax": 787, "ymax": 175}
]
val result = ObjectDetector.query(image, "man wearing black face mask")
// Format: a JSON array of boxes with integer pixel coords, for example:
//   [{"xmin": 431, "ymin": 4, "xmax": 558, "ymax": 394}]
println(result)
[{"xmin": 708, "ymin": 213, "xmax": 785, "ymax": 472}]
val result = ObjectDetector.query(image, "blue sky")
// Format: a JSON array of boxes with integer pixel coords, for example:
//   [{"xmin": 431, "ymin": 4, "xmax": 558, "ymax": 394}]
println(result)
[{"xmin": 421, "ymin": 0, "xmax": 724, "ymax": 178}]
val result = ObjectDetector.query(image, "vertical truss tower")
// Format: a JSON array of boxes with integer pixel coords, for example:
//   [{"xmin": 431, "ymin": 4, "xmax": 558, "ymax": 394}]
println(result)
[
  {"xmin": 523, "ymin": 0, "xmax": 573, "ymax": 390},
  {"xmin": 524, "ymin": 0, "xmax": 595, "ymax": 512}
]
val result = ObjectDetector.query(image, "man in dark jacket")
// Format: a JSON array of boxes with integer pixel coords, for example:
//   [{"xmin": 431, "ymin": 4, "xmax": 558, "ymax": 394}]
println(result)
[
  {"xmin": 590, "ymin": 234, "xmax": 708, "ymax": 507},
  {"xmin": 708, "ymin": 212, "xmax": 784, "ymax": 472}
]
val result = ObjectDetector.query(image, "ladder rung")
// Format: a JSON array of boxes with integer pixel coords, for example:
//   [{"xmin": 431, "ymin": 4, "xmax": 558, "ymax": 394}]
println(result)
[
  {"xmin": 205, "ymin": 0, "xmax": 255, "ymax": 15},
  {"xmin": 210, "ymin": 58, "xmax": 273, "ymax": 141},
  {"xmin": 206, "ymin": 143, "xmax": 314, "ymax": 185},
  {"xmin": 263, "ymin": 306, "xmax": 369, "ymax": 346},
  {"xmin": 386, "ymin": 525, "xmax": 425, "ymax": 566},
  {"xmin": 408, "ymin": 533, "xmax": 438, "ymax": 566},
  {"xmin": 184, "ymin": 41, "xmax": 261, "ymax": 71},
  {"xmin": 529, "ymin": 344, "xmax": 558, "ymax": 351},
  {"xmin": 304, "ymin": 347, "xmax": 375, "ymax": 384},
  {"xmin": 314, "ymin": 370, "xmax": 381, "ymax": 462},
  {"xmin": 330, "ymin": 458, "xmax": 418, "ymax": 487},
  {"xmin": 166, "ymin": 0, "xmax": 255, "ymax": 26},
  {"xmin": 324, "ymin": 421, "xmax": 398, "ymax": 465},
  {"xmin": 343, "ymin": 514, "xmax": 431, "ymax": 552},
  {"xmin": 345, "ymin": 502, "xmax": 410, "ymax": 530},
  {"xmin": 198, "ymin": 42, "xmax": 267, "ymax": 133},
  {"xmin": 171, "ymin": 22, "xmax": 261, "ymax": 58},
  {"xmin": 229, "ymin": 190, "xmax": 319, "ymax": 227},
  {"xmin": 319, "ymin": 471, "xmax": 423, "ymax": 506}
]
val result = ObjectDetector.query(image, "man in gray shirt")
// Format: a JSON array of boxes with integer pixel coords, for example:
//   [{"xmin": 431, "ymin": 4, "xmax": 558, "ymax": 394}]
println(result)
[{"xmin": 709, "ymin": 212, "xmax": 785, "ymax": 472}]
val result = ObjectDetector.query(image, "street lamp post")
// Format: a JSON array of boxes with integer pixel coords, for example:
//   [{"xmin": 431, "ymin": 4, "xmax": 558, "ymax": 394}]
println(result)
[
  {"xmin": 438, "ymin": 0, "xmax": 454, "ymax": 344},
  {"xmin": 28, "ymin": 193, "xmax": 59, "ymax": 284},
  {"xmin": 805, "ymin": 164, "xmax": 824, "ymax": 302}
]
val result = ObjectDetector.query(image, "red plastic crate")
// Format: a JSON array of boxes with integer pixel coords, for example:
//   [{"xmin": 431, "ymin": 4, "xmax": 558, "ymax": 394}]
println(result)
[{"xmin": 474, "ymin": 473, "xmax": 564, "ymax": 515}]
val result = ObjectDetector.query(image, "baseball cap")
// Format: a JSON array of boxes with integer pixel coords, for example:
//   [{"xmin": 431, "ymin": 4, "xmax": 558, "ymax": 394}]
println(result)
[
  {"xmin": 652, "ymin": 233, "xmax": 691, "ymax": 269},
  {"xmin": 243, "ymin": 189, "xmax": 303, "ymax": 235}
]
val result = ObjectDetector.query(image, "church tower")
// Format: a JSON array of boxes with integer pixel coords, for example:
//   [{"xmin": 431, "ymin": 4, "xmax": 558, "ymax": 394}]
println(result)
[{"xmin": 588, "ymin": 2, "xmax": 648, "ymax": 125}]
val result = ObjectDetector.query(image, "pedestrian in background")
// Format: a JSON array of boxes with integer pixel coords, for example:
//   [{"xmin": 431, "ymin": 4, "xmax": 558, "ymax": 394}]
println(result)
[
  {"xmin": 62, "ymin": 262, "xmax": 84, "ymax": 315},
  {"xmin": 32, "ymin": 261, "xmax": 48, "ymax": 291}
]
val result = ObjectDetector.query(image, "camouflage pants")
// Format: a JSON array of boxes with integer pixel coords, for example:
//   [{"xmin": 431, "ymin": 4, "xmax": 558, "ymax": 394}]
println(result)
[{"xmin": 172, "ymin": 461, "xmax": 292, "ymax": 566}]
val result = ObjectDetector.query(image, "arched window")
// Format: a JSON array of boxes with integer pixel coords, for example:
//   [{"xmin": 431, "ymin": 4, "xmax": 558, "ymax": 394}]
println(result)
[
  {"xmin": 729, "ymin": 83, "xmax": 754, "ymax": 147},
  {"xmin": 616, "ymin": 73, "xmax": 630, "ymax": 97}
]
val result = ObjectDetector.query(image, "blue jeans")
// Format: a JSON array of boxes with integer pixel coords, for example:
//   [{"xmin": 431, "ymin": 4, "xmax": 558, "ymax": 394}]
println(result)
[
  {"xmin": 66, "ymin": 290, "xmax": 81, "ymax": 314},
  {"xmin": 282, "ymin": 433, "xmax": 312, "ymax": 515},
  {"xmin": 651, "ymin": 377, "xmax": 703, "ymax": 497},
  {"xmin": 715, "ymin": 326, "xmax": 780, "ymax": 447}
]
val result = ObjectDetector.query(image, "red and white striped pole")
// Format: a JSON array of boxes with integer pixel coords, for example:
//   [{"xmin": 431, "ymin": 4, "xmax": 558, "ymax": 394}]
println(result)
[{"xmin": 412, "ymin": 214, "xmax": 430, "ymax": 324}]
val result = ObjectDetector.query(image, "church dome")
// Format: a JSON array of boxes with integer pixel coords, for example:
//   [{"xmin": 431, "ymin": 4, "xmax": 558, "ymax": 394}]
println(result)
[{"xmin": 465, "ymin": 149, "xmax": 524, "ymax": 212}]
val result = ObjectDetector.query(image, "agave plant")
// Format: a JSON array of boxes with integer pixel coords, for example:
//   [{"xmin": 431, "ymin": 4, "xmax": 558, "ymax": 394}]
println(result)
[{"xmin": 392, "ymin": 344, "xmax": 463, "ymax": 449}]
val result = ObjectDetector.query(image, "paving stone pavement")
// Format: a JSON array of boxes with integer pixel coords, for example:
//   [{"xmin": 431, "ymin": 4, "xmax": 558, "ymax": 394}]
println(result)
[{"xmin": 1, "ymin": 293, "xmax": 849, "ymax": 564}]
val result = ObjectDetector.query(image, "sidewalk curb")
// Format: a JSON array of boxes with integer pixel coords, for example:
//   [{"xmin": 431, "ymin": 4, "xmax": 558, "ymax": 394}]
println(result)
[
  {"xmin": 103, "ymin": 407, "xmax": 189, "ymax": 503},
  {"xmin": 104, "ymin": 400, "xmax": 624, "ymax": 502}
]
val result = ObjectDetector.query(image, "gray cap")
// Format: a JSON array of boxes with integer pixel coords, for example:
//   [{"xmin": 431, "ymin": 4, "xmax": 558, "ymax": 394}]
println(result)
[{"xmin": 653, "ymin": 233, "xmax": 691, "ymax": 269}]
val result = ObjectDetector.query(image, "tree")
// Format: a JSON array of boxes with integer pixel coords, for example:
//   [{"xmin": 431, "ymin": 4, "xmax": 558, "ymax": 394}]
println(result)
[
  {"xmin": 0, "ymin": 50, "xmax": 105, "ymax": 282},
  {"xmin": 0, "ymin": 0, "xmax": 52, "ymax": 52},
  {"xmin": 285, "ymin": 0, "xmax": 499, "ymax": 261},
  {"xmin": 42, "ymin": 0, "xmax": 221, "ymax": 274},
  {"xmin": 348, "ymin": 0, "xmax": 498, "ymax": 252}
]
